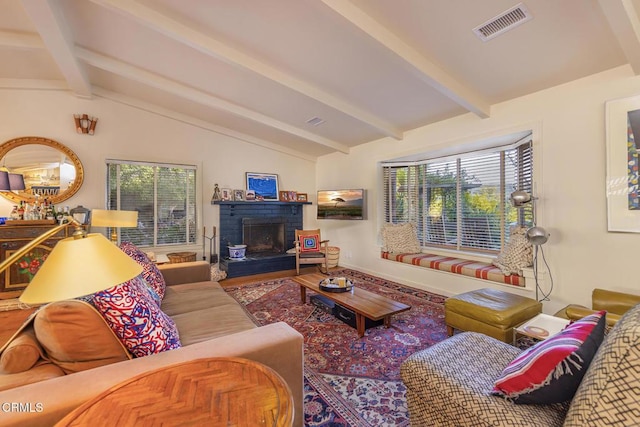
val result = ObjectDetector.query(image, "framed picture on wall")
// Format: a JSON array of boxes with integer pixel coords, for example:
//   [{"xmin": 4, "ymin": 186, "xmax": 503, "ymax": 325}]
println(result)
[
  {"xmin": 606, "ymin": 94, "xmax": 640, "ymax": 232},
  {"xmin": 246, "ymin": 172, "xmax": 279, "ymax": 201},
  {"xmin": 317, "ymin": 189, "xmax": 365, "ymax": 220}
]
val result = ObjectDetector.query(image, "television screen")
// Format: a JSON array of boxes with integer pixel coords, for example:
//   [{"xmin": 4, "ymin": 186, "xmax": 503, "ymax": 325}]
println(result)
[{"xmin": 317, "ymin": 189, "xmax": 365, "ymax": 220}]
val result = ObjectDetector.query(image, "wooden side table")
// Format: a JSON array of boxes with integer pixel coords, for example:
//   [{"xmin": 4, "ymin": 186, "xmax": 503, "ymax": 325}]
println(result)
[{"xmin": 56, "ymin": 357, "xmax": 294, "ymax": 427}]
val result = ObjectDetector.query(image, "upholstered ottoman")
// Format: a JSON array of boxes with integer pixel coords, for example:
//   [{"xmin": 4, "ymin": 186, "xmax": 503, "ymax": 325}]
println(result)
[{"xmin": 445, "ymin": 288, "xmax": 541, "ymax": 342}]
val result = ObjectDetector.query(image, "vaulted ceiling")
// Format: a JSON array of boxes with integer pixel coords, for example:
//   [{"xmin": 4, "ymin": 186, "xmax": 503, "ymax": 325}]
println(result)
[{"xmin": 1, "ymin": 0, "xmax": 640, "ymax": 160}]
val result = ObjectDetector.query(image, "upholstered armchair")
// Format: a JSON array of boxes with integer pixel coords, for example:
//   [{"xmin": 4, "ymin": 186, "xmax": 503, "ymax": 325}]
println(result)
[
  {"xmin": 294, "ymin": 229, "xmax": 329, "ymax": 275},
  {"xmin": 401, "ymin": 303, "xmax": 640, "ymax": 426},
  {"xmin": 555, "ymin": 288, "xmax": 640, "ymax": 327}
]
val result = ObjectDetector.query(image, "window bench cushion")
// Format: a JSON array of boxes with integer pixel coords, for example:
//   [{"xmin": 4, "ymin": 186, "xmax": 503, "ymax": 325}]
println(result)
[{"xmin": 381, "ymin": 252, "xmax": 525, "ymax": 287}]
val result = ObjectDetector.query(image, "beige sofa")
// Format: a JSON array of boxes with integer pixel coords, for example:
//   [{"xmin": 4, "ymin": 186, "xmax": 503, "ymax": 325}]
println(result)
[{"xmin": 0, "ymin": 261, "xmax": 304, "ymax": 427}]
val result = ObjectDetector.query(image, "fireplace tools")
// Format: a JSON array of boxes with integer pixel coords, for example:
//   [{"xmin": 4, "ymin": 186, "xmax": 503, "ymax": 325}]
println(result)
[{"xmin": 202, "ymin": 226, "xmax": 218, "ymax": 264}]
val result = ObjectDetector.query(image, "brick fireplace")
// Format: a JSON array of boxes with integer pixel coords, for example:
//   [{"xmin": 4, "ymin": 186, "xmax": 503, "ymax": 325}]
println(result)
[{"xmin": 215, "ymin": 201, "xmax": 309, "ymax": 277}]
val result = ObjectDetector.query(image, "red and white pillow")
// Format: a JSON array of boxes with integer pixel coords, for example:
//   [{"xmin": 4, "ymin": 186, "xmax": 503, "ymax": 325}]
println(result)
[
  {"xmin": 91, "ymin": 276, "xmax": 181, "ymax": 357},
  {"xmin": 119, "ymin": 241, "xmax": 166, "ymax": 301},
  {"xmin": 492, "ymin": 311, "xmax": 606, "ymax": 404}
]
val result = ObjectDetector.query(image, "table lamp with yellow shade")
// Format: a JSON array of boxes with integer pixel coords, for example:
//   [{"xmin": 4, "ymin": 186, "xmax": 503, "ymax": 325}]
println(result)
[
  {"xmin": 91, "ymin": 209, "xmax": 138, "ymax": 243},
  {"xmin": 0, "ymin": 217, "xmax": 142, "ymax": 305}
]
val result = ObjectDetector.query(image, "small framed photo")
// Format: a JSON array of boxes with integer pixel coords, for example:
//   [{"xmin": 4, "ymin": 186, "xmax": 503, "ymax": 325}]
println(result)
[
  {"xmin": 296, "ymin": 193, "xmax": 308, "ymax": 202},
  {"xmin": 233, "ymin": 189, "xmax": 245, "ymax": 201},
  {"xmin": 246, "ymin": 172, "xmax": 279, "ymax": 201},
  {"xmin": 279, "ymin": 190, "xmax": 289, "ymax": 201},
  {"xmin": 288, "ymin": 191, "xmax": 297, "ymax": 201},
  {"xmin": 221, "ymin": 188, "xmax": 232, "ymax": 201},
  {"xmin": 245, "ymin": 190, "xmax": 256, "ymax": 201}
]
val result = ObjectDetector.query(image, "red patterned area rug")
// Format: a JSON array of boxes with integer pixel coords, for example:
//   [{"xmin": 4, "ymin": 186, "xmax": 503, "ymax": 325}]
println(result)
[{"xmin": 224, "ymin": 268, "xmax": 448, "ymax": 427}]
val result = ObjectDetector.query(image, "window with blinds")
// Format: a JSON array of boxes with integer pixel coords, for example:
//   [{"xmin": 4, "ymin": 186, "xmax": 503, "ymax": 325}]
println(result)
[
  {"xmin": 106, "ymin": 160, "xmax": 197, "ymax": 247},
  {"xmin": 382, "ymin": 139, "xmax": 533, "ymax": 254}
]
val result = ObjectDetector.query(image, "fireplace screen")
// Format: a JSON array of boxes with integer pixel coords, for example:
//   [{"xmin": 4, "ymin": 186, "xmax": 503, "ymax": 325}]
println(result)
[{"xmin": 242, "ymin": 217, "xmax": 286, "ymax": 255}]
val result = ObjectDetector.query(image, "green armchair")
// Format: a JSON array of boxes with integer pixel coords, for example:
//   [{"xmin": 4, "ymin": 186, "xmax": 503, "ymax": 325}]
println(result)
[{"xmin": 554, "ymin": 288, "xmax": 640, "ymax": 327}]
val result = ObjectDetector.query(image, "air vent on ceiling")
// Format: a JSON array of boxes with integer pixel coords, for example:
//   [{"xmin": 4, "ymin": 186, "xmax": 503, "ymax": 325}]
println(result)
[
  {"xmin": 473, "ymin": 3, "xmax": 532, "ymax": 42},
  {"xmin": 306, "ymin": 117, "xmax": 325, "ymax": 126}
]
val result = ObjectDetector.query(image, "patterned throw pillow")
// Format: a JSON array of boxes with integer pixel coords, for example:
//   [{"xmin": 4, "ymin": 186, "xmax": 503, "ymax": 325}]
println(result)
[
  {"xmin": 492, "ymin": 226, "xmax": 533, "ymax": 275},
  {"xmin": 299, "ymin": 234, "xmax": 320, "ymax": 252},
  {"xmin": 119, "ymin": 241, "xmax": 166, "ymax": 301},
  {"xmin": 492, "ymin": 311, "xmax": 606, "ymax": 404},
  {"xmin": 381, "ymin": 223, "xmax": 420, "ymax": 254},
  {"xmin": 91, "ymin": 275, "xmax": 181, "ymax": 358}
]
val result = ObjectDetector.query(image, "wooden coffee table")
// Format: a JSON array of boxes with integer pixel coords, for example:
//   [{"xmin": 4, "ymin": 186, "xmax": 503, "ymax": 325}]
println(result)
[
  {"xmin": 55, "ymin": 357, "xmax": 294, "ymax": 427},
  {"xmin": 293, "ymin": 273, "xmax": 411, "ymax": 337}
]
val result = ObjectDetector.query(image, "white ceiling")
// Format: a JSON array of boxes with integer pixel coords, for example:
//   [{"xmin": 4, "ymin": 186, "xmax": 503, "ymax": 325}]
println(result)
[{"xmin": 1, "ymin": 0, "xmax": 640, "ymax": 160}]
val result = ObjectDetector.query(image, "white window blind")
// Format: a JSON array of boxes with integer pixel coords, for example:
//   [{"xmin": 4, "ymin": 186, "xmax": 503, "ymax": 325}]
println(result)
[
  {"xmin": 382, "ymin": 140, "xmax": 533, "ymax": 254},
  {"xmin": 106, "ymin": 160, "xmax": 197, "ymax": 247}
]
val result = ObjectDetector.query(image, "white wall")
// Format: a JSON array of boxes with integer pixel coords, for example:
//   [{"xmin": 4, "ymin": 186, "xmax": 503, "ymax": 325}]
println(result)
[
  {"xmin": 316, "ymin": 65, "xmax": 640, "ymax": 314},
  {"xmin": 0, "ymin": 89, "xmax": 316, "ymax": 258},
  {"xmin": 5, "ymin": 65, "xmax": 640, "ymax": 313}
]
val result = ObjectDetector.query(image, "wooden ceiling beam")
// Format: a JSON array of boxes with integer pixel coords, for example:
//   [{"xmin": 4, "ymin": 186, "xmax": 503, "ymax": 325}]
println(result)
[
  {"xmin": 76, "ymin": 47, "xmax": 350, "ymax": 154},
  {"xmin": 320, "ymin": 0, "xmax": 491, "ymax": 119},
  {"xmin": 90, "ymin": 0, "xmax": 403, "ymax": 140},
  {"xmin": 20, "ymin": 0, "xmax": 92, "ymax": 98},
  {"xmin": 598, "ymin": 0, "xmax": 640, "ymax": 75},
  {"xmin": 0, "ymin": 30, "xmax": 43, "ymax": 49}
]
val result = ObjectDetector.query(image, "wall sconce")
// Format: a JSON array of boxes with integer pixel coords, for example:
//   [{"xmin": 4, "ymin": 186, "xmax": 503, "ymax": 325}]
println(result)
[{"xmin": 73, "ymin": 114, "xmax": 98, "ymax": 135}]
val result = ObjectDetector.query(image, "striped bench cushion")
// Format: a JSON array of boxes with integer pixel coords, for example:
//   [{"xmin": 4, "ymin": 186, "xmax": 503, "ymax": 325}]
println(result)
[{"xmin": 381, "ymin": 252, "xmax": 524, "ymax": 287}]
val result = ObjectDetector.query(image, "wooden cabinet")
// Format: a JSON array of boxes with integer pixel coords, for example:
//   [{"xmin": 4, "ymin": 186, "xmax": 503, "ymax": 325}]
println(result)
[{"xmin": 0, "ymin": 221, "xmax": 69, "ymax": 298}]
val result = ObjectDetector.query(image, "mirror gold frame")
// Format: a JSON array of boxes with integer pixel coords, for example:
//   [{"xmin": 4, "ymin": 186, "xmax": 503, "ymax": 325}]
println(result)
[{"xmin": 0, "ymin": 136, "xmax": 84, "ymax": 204}]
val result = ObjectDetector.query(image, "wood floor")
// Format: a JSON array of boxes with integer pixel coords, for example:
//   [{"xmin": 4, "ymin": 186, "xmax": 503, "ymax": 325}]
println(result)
[{"xmin": 218, "ymin": 266, "xmax": 320, "ymax": 287}]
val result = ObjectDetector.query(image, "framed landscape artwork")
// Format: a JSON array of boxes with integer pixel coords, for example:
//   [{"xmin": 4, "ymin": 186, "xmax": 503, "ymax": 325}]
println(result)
[
  {"xmin": 606, "ymin": 95, "xmax": 640, "ymax": 232},
  {"xmin": 317, "ymin": 189, "xmax": 365, "ymax": 220},
  {"xmin": 246, "ymin": 172, "xmax": 279, "ymax": 201}
]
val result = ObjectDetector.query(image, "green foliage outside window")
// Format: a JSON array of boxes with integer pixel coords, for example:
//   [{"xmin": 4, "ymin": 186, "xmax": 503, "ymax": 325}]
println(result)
[
  {"xmin": 383, "ymin": 140, "xmax": 533, "ymax": 254},
  {"xmin": 107, "ymin": 162, "xmax": 197, "ymax": 247}
]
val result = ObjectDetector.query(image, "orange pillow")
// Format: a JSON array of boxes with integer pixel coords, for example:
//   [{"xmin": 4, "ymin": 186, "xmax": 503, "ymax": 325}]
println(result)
[
  {"xmin": 0, "ymin": 327, "xmax": 43, "ymax": 374},
  {"xmin": 34, "ymin": 300, "xmax": 131, "ymax": 374}
]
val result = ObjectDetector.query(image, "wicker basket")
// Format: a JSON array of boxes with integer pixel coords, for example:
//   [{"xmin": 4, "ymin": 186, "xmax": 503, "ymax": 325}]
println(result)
[
  {"xmin": 166, "ymin": 251, "xmax": 197, "ymax": 263},
  {"xmin": 325, "ymin": 246, "xmax": 340, "ymax": 268}
]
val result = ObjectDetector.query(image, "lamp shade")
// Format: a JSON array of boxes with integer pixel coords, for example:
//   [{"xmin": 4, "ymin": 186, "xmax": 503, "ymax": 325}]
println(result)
[
  {"xmin": 526, "ymin": 226, "xmax": 550, "ymax": 246},
  {"xmin": 19, "ymin": 233, "xmax": 143, "ymax": 304},
  {"xmin": 0, "ymin": 171, "xmax": 9, "ymax": 191},
  {"xmin": 510, "ymin": 190, "xmax": 532, "ymax": 207},
  {"xmin": 91, "ymin": 209, "xmax": 138, "ymax": 227},
  {"xmin": 8, "ymin": 173, "xmax": 25, "ymax": 191}
]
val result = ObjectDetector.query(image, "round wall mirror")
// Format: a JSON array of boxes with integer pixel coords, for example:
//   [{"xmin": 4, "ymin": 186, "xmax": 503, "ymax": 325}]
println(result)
[{"xmin": 0, "ymin": 136, "xmax": 84, "ymax": 205}]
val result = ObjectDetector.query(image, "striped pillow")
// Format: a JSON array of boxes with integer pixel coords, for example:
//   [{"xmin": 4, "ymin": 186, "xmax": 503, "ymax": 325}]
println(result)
[{"xmin": 492, "ymin": 311, "xmax": 606, "ymax": 404}]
